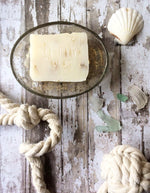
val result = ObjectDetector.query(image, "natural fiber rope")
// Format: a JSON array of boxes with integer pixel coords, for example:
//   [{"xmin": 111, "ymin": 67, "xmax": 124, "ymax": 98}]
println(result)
[
  {"xmin": 0, "ymin": 91, "xmax": 62, "ymax": 193},
  {"xmin": 1, "ymin": 92, "xmax": 150, "ymax": 193},
  {"xmin": 98, "ymin": 145, "xmax": 150, "ymax": 193}
]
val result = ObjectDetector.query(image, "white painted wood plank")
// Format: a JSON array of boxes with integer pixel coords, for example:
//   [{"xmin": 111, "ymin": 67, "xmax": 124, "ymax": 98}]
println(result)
[
  {"xmin": 23, "ymin": 1, "xmax": 62, "ymax": 193},
  {"xmin": 20, "ymin": 1, "xmax": 52, "ymax": 192},
  {"xmin": 0, "ymin": 1, "xmax": 150, "ymax": 193},
  {"xmin": 87, "ymin": 0, "xmax": 121, "ymax": 192},
  {"xmin": 45, "ymin": 1, "xmax": 62, "ymax": 192},
  {"xmin": 61, "ymin": 0, "xmax": 88, "ymax": 192},
  {"xmin": 0, "ymin": 1, "xmax": 25, "ymax": 193},
  {"xmin": 120, "ymin": 0, "xmax": 150, "ymax": 159}
]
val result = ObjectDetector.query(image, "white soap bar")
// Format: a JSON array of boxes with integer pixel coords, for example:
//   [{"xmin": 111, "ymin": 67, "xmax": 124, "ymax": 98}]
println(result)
[{"xmin": 30, "ymin": 33, "xmax": 89, "ymax": 82}]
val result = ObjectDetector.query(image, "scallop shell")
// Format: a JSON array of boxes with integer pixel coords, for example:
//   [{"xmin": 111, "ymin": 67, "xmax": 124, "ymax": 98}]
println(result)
[
  {"xmin": 108, "ymin": 8, "xmax": 144, "ymax": 45},
  {"xmin": 128, "ymin": 85, "xmax": 148, "ymax": 110}
]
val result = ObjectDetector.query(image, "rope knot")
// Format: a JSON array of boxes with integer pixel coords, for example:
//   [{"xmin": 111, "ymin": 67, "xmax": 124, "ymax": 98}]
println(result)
[
  {"xmin": 0, "ymin": 91, "xmax": 62, "ymax": 193},
  {"xmin": 98, "ymin": 145, "xmax": 150, "ymax": 193},
  {"xmin": 15, "ymin": 104, "xmax": 41, "ymax": 130}
]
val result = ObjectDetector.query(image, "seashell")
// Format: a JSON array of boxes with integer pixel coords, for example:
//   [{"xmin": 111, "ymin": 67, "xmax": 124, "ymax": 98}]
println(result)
[
  {"xmin": 108, "ymin": 8, "xmax": 144, "ymax": 45},
  {"xmin": 128, "ymin": 85, "xmax": 148, "ymax": 110}
]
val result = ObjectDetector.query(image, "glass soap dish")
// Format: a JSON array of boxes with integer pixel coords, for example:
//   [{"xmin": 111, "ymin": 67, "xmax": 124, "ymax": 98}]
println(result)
[{"xmin": 10, "ymin": 21, "xmax": 108, "ymax": 99}]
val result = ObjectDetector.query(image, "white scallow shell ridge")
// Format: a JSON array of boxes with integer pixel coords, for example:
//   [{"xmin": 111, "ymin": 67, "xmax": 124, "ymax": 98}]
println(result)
[{"xmin": 108, "ymin": 8, "xmax": 144, "ymax": 45}]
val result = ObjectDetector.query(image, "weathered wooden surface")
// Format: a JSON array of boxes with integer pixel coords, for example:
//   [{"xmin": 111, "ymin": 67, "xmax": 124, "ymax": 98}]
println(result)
[{"xmin": 0, "ymin": 0, "xmax": 150, "ymax": 193}]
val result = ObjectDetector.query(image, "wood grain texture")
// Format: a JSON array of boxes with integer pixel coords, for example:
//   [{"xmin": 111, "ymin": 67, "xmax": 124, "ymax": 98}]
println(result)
[
  {"xmin": 23, "ymin": 1, "xmax": 48, "ymax": 192},
  {"xmin": 0, "ymin": 0, "xmax": 150, "ymax": 193},
  {"xmin": 0, "ymin": 1, "xmax": 25, "ymax": 193},
  {"xmin": 87, "ymin": 0, "xmax": 121, "ymax": 191},
  {"xmin": 120, "ymin": 0, "xmax": 150, "ymax": 159},
  {"xmin": 44, "ymin": 1, "xmax": 62, "ymax": 193},
  {"xmin": 23, "ymin": 1, "xmax": 62, "ymax": 193},
  {"xmin": 61, "ymin": 1, "xmax": 88, "ymax": 192}
]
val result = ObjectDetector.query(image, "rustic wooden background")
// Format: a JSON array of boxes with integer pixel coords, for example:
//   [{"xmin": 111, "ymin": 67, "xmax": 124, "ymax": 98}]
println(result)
[{"xmin": 0, "ymin": 0, "xmax": 150, "ymax": 193}]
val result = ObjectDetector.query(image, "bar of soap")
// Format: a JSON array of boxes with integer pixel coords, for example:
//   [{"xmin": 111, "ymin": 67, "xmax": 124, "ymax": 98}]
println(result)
[{"xmin": 30, "ymin": 33, "xmax": 89, "ymax": 82}]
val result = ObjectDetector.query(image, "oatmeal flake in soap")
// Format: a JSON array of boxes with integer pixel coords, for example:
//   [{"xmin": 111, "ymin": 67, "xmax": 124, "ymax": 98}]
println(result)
[{"xmin": 30, "ymin": 33, "xmax": 89, "ymax": 82}]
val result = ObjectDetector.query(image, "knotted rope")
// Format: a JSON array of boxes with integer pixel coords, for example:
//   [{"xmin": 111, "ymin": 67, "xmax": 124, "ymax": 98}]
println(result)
[
  {"xmin": 98, "ymin": 145, "xmax": 150, "ymax": 193},
  {"xmin": 0, "ymin": 91, "xmax": 62, "ymax": 193},
  {"xmin": 1, "ymin": 92, "xmax": 150, "ymax": 193}
]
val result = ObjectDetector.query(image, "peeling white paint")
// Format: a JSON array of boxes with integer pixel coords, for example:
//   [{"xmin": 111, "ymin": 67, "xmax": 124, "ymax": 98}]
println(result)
[
  {"xmin": 0, "ymin": 1, "xmax": 24, "ymax": 192},
  {"xmin": 29, "ymin": 0, "xmax": 37, "ymax": 26},
  {"xmin": 99, "ymin": 32, "xmax": 103, "ymax": 38},
  {"xmin": 93, "ymin": 0, "xmax": 108, "ymax": 26},
  {"xmin": 1, "ymin": 0, "xmax": 150, "ymax": 193},
  {"xmin": 64, "ymin": 162, "xmax": 72, "ymax": 175}
]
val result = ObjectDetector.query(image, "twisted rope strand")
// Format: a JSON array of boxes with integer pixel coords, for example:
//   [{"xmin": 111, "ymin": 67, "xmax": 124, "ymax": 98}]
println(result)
[
  {"xmin": 0, "ymin": 92, "xmax": 19, "ymax": 112},
  {"xmin": 27, "ymin": 157, "xmax": 50, "ymax": 193},
  {"xmin": 0, "ymin": 91, "xmax": 62, "ymax": 193},
  {"xmin": 0, "ymin": 113, "xmax": 16, "ymax": 125}
]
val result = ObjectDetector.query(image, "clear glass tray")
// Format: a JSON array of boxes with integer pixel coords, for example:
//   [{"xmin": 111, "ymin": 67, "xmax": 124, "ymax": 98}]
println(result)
[{"xmin": 10, "ymin": 21, "xmax": 108, "ymax": 99}]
